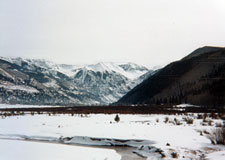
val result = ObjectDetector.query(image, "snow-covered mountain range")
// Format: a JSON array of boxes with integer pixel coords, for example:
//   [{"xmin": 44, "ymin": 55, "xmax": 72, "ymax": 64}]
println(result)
[{"xmin": 0, "ymin": 57, "xmax": 157, "ymax": 105}]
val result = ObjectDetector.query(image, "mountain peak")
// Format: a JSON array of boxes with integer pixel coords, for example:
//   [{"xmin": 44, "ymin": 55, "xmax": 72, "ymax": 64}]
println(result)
[
  {"xmin": 78, "ymin": 62, "xmax": 149, "ymax": 80},
  {"xmin": 87, "ymin": 62, "xmax": 115, "ymax": 73}
]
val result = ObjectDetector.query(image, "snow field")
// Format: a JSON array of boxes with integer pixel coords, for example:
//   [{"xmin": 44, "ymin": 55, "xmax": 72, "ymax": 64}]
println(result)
[
  {"xmin": 0, "ymin": 112, "xmax": 224, "ymax": 160},
  {"xmin": 0, "ymin": 139, "xmax": 121, "ymax": 160}
]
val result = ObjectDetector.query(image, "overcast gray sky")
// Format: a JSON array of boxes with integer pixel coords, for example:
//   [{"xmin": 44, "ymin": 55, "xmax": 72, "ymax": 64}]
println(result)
[{"xmin": 0, "ymin": 0, "xmax": 225, "ymax": 68}]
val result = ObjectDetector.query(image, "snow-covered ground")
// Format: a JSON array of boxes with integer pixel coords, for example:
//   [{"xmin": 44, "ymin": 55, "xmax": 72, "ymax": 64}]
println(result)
[
  {"xmin": 0, "ymin": 139, "xmax": 120, "ymax": 160},
  {"xmin": 0, "ymin": 111, "xmax": 224, "ymax": 160},
  {"xmin": 0, "ymin": 82, "xmax": 39, "ymax": 93}
]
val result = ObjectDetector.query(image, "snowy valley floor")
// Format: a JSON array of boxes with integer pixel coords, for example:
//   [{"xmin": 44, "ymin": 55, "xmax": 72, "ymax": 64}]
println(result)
[{"xmin": 0, "ymin": 109, "xmax": 224, "ymax": 160}]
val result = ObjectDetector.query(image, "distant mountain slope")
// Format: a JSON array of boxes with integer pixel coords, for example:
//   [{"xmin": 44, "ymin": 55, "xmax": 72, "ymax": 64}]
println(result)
[
  {"xmin": 0, "ymin": 58, "xmax": 151, "ymax": 105},
  {"xmin": 116, "ymin": 46, "xmax": 225, "ymax": 107}
]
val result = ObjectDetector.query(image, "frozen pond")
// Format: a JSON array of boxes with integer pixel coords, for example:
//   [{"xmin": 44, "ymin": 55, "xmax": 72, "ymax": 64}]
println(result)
[{"xmin": 0, "ymin": 139, "xmax": 121, "ymax": 160}]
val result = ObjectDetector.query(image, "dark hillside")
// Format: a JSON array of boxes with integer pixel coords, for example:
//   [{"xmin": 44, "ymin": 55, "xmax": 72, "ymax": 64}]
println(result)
[{"xmin": 116, "ymin": 46, "xmax": 225, "ymax": 108}]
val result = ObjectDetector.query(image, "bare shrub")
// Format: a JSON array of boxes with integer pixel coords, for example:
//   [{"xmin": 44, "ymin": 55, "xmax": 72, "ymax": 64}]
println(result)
[
  {"xmin": 203, "ymin": 118, "xmax": 209, "ymax": 123},
  {"xmin": 203, "ymin": 130, "xmax": 210, "ymax": 135},
  {"xmin": 114, "ymin": 114, "xmax": 120, "ymax": 123},
  {"xmin": 203, "ymin": 113, "xmax": 209, "ymax": 122},
  {"xmin": 164, "ymin": 117, "xmax": 169, "ymax": 123},
  {"xmin": 174, "ymin": 118, "xmax": 182, "ymax": 125},
  {"xmin": 161, "ymin": 153, "xmax": 166, "ymax": 158},
  {"xmin": 200, "ymin": 131, "xmax": 203, "ymax": 136},
  {"xmin": 216, "ymin": 122, "xmax": 223, "ymax": 128},
  {"xmin": 210, "ymin": 113, "xmax": 219, "ymax": 119},
  {"xmin": 80, "ymin": 114, "xmax": 89, "ymax": 118},
  {"xmin": 208, "ymin": 127, "xmax": 225, "ymax": 145},
  {"xmin": 218, "ymin": 113, "xmax": 225, "ymax": 120},
  {"xmin": 171, "ymin": 152, "xmax": 179, "ymax": 158},
  {"xmin": 208, "ymin": 120, "xmax": 214, "ymax": 126},
  {"xmin": 169, "ymin": 120, "xmax": 175, "ymax": 125},
  {"xmin": 189, "ymin": 113, "xmax": 194, "ymax": 117},
  {"xmin": 197, "ymin": 114, "xmax": 203, "ymax": 119},
  {"xmin": 184, "ymin": 117, "xmax": 194, "ymax": 124},
  {"xmin": 203, "ymin": 113, "xmax": 208, "ymax": 119}
]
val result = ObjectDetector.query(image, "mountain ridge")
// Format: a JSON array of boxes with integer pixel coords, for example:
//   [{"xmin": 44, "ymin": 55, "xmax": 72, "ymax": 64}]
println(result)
[
  {"xmin": 0, "ymin": 57, "xmax": 154, "ymax": 105},
  {"xmin": 116, "ymin": 46, "xmax": 225, "ymax": 108}
]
